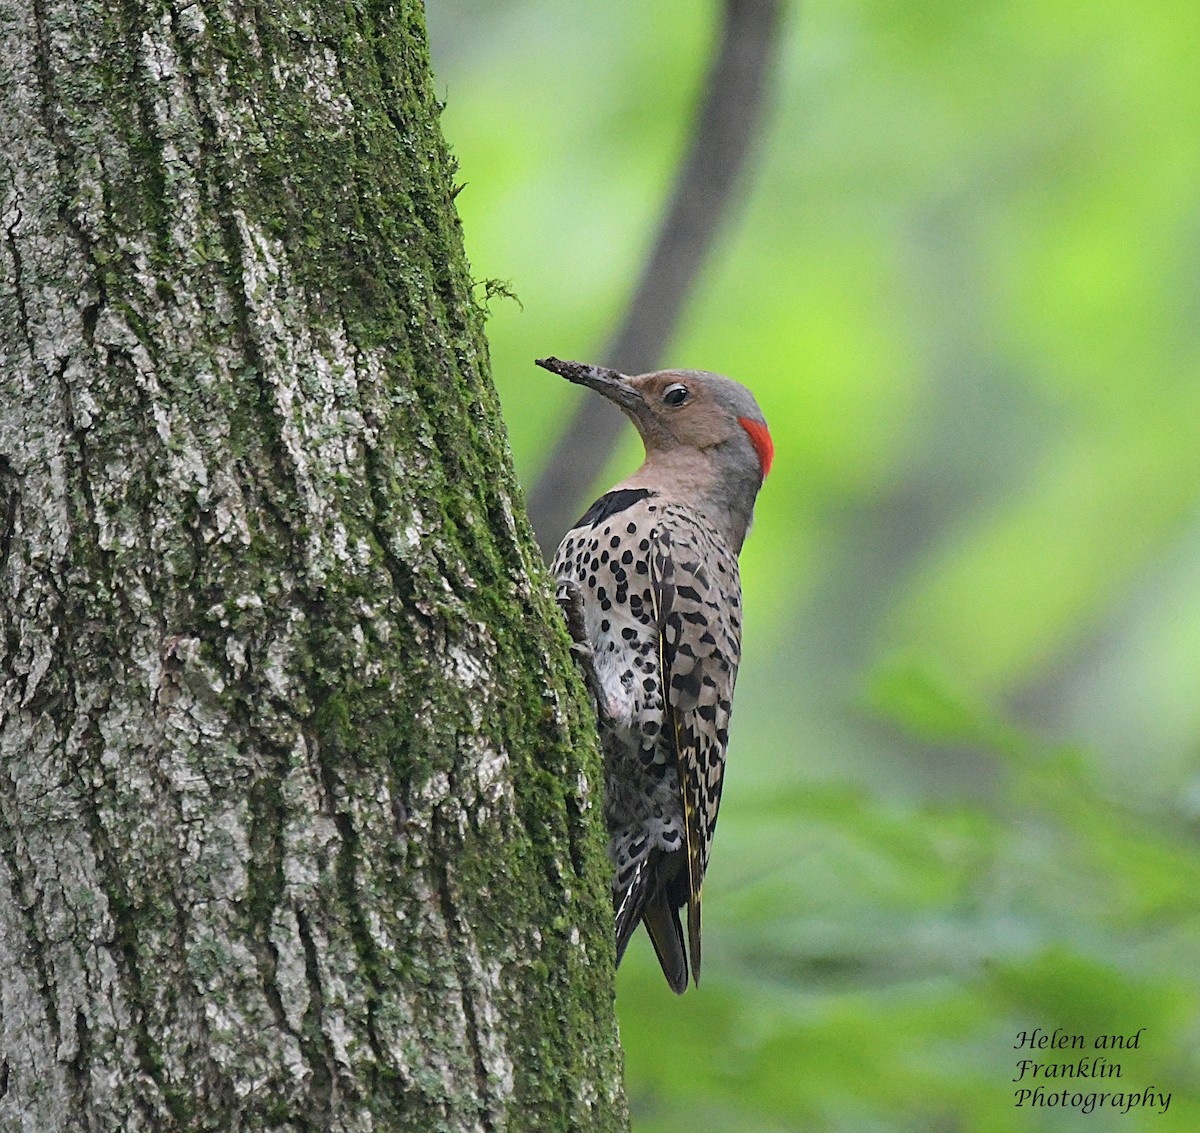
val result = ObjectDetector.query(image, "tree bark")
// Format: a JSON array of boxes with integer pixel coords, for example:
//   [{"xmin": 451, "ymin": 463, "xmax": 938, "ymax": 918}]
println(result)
[{"xmin": 0, "ymin": 2, "xmax": 626, "ymax": 1131}]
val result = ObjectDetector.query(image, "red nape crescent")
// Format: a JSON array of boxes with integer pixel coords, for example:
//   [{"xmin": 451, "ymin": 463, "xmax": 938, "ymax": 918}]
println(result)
[{"xmin": 739, "ymin": 417, "xmax": 774, "ymax": 479}]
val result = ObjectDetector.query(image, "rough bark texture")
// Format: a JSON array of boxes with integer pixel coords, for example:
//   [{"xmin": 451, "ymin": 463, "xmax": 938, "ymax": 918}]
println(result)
[{"xmin": 0, "ymin": 2, "xmax": 626, "ymax": 1131}]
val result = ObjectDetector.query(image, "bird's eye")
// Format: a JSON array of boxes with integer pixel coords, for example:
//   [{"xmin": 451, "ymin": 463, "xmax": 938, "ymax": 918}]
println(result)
[{"xmin": 662, "ymin": 384, "xmax": 690, "ymax": 407}]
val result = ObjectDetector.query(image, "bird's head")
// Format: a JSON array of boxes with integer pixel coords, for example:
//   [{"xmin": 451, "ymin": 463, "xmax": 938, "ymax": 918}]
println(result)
[
  {"xmin": 536, "ymin": 357, "xmax": 773, "ymax": 482},
  {"xmin": 536, "ymin": 356, "xmax": 772, "ymax": 550}
]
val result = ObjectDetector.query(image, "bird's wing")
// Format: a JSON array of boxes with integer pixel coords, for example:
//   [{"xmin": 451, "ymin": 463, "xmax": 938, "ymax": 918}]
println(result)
[{"xmin": 650, "ymin": 510, "xmax": 741, "ymax": 983}]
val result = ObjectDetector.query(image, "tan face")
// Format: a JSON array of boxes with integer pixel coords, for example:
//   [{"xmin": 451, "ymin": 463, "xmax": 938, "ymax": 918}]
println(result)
[
  {"xmin": 533, "ymin": 356, "xmax": 771, "ymax": 480},
  {"xmin": 626, "ymin": 371, "xmax": 738, "ymax": 451}
]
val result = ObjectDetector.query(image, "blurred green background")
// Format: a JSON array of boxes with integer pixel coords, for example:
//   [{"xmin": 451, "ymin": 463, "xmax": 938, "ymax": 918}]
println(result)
[{"xmin": 427, "ymin": 1, "xmax": 1200, "ymax": 1129}]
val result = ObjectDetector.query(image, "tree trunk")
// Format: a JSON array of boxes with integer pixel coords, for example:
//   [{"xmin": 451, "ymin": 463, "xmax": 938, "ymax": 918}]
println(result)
[{"xmin": 0, "ymin": 2, "xmax": 626, "ymax": 1130}]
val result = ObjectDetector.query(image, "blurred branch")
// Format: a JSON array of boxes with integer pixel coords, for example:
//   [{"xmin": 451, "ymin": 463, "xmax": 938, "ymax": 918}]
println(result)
[{"xmin": 527, "ymin": 0, "xmax": 787, "ymax": 557}]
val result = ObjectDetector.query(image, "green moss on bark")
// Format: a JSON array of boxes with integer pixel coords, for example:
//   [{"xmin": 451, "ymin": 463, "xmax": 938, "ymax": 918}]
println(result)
[{"xmin": 2, "ymin": 0, "xmax": 626, "ymax": 1130}]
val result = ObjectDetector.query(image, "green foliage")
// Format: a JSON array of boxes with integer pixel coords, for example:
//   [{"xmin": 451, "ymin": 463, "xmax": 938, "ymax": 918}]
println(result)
[{"xmin": 430, "ymin": 0, "xmax": 1200, "ymax": 1128}]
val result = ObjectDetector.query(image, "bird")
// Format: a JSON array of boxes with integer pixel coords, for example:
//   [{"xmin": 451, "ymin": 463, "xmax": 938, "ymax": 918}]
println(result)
[{"xmin": 537, "ymin": 356, "xmax": 772, "ymax": 993}]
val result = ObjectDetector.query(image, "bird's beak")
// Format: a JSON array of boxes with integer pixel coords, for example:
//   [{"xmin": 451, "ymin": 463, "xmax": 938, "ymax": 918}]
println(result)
[{"xmin": 535, "ymin": 357, "xmax": 647, "ymax": 415}]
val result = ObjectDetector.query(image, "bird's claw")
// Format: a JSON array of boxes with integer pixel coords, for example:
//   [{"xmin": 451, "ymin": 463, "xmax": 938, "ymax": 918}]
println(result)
[{"xmin": 556, "ymin": 580, "xmax": 613, "ymax": 726}]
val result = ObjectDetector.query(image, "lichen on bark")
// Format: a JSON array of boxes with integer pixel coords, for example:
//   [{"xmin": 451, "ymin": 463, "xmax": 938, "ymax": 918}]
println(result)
[{"xmin": 0, "ymin": 1, "xmax": 627, "ymax": 1130}]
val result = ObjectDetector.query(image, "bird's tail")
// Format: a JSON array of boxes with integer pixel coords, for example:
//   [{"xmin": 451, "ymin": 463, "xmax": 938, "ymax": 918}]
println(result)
[
  {"xmin": 614, "ymin": 860, "xmax": 650, "ymax": 965},
  {"xmin": 641, "ymin": 891, "xmax": 688, "ymax": 994},
  {"xmin": 614, "ymin": 857, "xmax": 689, "ymax": 994}
]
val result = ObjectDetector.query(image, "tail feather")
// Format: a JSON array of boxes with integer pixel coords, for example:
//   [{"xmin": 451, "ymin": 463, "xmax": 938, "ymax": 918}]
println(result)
[
  {"xmin": 641, "ymin": 892, "xmax": 688, "ymax": 995},
  {"xmin": 615, "ymin": 861, "xmax": 650, "ymax": 965},
  {"xmin": 614, "ymin": 854, "xmax": 692, "ymax": 993}
]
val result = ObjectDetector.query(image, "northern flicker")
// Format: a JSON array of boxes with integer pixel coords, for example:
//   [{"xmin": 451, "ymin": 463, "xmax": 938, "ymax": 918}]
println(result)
[{"xmin": 538, "ymin": 356, "xmax": 772, "ymax": 993}]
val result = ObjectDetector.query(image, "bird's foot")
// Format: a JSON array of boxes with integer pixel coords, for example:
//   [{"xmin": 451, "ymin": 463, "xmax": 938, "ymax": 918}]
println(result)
[{"xmin": 556, "ymin": 580, "xmax": 614, "ymax": 726}]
